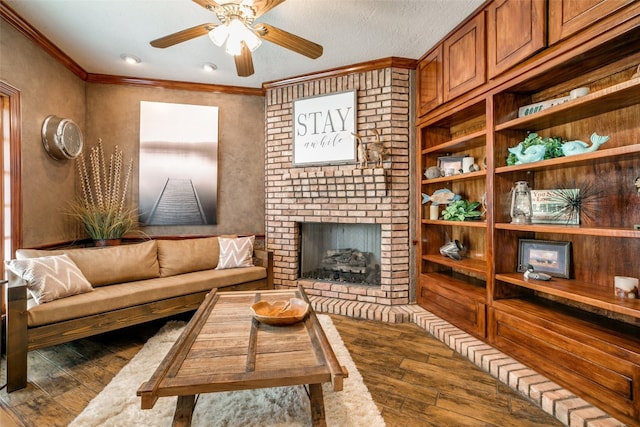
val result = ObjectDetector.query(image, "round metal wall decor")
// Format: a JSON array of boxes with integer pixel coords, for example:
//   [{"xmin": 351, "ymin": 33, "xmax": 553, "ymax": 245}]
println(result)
[{"xmin": 41, "ymin": 115, "xmax": 84, "ymax": 160}]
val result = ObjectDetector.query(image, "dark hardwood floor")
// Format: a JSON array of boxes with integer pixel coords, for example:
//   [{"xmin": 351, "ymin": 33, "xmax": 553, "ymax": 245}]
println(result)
[
  {"xmin": 331, "ymin": 316, "xmax": 561, "ymax": 427},
  {"xmin": 0, "ymin": 313, "xmax": 561, "ymax": 426}
]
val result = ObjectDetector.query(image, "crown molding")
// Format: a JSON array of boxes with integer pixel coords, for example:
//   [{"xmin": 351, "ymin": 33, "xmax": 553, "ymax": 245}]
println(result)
[
  {"xmin": 1, "ymin": 1, "xmax": 88, "ymax": 80},
  {"xmin": 262, "ymin": 57, "xmax": 417, "ymax": 89},
  {"xmin": 85, "ymin": 74, "xmax": 265, "ymax": 96}
]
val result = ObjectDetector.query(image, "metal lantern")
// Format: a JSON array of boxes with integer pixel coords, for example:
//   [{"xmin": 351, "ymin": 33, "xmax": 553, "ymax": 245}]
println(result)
[{"xmin": 510, "ymin": 181, "xmax": 533, "ymax": 224}]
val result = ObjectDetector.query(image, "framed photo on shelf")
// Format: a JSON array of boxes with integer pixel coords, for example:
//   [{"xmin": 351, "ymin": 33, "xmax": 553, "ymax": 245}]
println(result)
[
  {"xmin": 517, "ymin": 239, "xmax": 571, "ymax": 278},
  {"xmin": 437, "ymin": 155, "xmax": 467, "ymax": 176}
]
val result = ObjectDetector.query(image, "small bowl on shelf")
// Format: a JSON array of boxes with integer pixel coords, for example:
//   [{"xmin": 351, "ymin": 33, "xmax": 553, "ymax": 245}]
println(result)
[{"xmin": 250, "ymin": 298, "xmax": 310, "ymax": 326}]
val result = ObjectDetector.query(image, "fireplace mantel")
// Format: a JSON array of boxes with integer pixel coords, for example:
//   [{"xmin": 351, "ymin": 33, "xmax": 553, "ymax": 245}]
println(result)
[{"xmin": 285, "ymin": 168, "xmax": 388, "ymax": 199}]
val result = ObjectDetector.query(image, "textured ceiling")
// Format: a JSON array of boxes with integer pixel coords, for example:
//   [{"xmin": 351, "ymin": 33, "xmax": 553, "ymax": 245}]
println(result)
[{"xmin": 5, "ymin": 0, "xmax": 483, "ymax": 88}]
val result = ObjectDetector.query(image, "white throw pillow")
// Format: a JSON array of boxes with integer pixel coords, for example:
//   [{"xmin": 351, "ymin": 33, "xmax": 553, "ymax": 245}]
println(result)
[
  {"xmin": 216, "ymin": 236, "xmax": 255, "ymax": 270},
  {"xmin": 5, "ymin": 254, "xmax": 93, "ymax": 304}
]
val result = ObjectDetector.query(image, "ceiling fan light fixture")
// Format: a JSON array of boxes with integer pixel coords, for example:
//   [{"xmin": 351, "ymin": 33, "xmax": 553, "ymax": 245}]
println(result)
[
  {"xmin": 225, "ymin": 36, "xmax": 243, "ymax": 56},
  {"xmin": 209, "ymin": 14, "xmax": 261, "ymax": 57},
  {"xmin": 243, "ymin": 28, "xmax": 262, "ymax": 52},
  {"xmin": 209, "ymin": 25, "xmax": 228, "ymax": 47},
  {"xmin": 225, "ymin": 20, "xmax": 244, "ymax": 55}
]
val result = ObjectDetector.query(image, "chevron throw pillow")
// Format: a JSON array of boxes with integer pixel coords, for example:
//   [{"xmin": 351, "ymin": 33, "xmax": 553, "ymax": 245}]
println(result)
[
  {"xmin": 6, "ymin": 254, "xmax": 93, "ymax": 304},
  {"xmin": 216, "ymin": 236, "xmax": 255, "ymax": 270}
]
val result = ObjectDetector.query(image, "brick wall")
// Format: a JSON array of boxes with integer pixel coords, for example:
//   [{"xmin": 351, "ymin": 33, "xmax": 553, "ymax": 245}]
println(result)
[{"xmin": 264, "ymin": 65, "xmax": 415, "ymax": 306}]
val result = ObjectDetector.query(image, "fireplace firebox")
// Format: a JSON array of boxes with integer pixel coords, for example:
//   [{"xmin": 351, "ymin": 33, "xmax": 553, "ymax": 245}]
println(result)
[{"xmin": 299, "ymin": 222, "xmax": 381, "ymax": 286}]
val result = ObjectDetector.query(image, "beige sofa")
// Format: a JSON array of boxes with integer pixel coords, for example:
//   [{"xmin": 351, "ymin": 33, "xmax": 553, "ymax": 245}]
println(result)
[{"xmin": 5, "ymin": 236, "xmax": 273, "ymax": 391}]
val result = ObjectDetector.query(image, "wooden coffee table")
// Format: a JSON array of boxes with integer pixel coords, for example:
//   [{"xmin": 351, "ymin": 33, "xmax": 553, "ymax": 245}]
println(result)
[{"xmin": 137, "ymin": 286, "xmax": 348, "ymax": 427}]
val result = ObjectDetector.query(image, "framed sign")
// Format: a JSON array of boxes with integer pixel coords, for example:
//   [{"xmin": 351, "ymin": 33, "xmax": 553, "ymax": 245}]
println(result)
[
  {"xmin": 293, "ymin": 90, "xmax": 356, "ymax": 166},
  {"xmin": 517, "ymin": 239, "xmax": 571, "ymax": 278}
]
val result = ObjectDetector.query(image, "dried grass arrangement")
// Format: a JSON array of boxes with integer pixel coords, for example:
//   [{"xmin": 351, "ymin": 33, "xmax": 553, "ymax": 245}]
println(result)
[{"xmin": 68, "ymin": 139, "xmax": 137, "ymax": 242}]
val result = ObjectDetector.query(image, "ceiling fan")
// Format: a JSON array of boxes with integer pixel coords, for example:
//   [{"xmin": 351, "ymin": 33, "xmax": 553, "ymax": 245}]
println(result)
[{"xmin": 150, "ymin": 0, "xmax": 323, "ymax": 77}]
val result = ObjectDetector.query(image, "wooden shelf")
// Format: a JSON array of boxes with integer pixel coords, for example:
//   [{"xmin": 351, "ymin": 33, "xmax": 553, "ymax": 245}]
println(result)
[
  {"xmin": 495, "ymin": 144, "xmax": 640, "ymax": 174},
  {"xmin": 423, "ymin": 254, "xmax": 487, "ymax": 276},
  {"xmin": 421, "ymin": 218, "xmax": 487, "ymax": 228},
  {"xmin": 421, "ymin": 169, "xmax": 486, "ymax": 184},
  {"xmin": 495, "ymin": 272, "xmax": 640, "ymax": 318},
  {"xmin": 420, "ymin": 98, "xmax": 486, "ymax": 128},
  {"xmin": 495, "ymin": 78, "xmax": 640, "ymax": 131},
  {"xmin": 495, "ymin": 222, "xmax": 640, "ymax": 238},
  {"xmin": 422, "ymin": 130, "xmax": 486, "ymax": 154}
]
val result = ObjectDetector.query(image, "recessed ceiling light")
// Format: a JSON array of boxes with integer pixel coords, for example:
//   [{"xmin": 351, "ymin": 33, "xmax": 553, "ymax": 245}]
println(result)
[
  {"xmin": 120, "ymin": 54, "xmax": 141, "ymax": 65},
  {"xmin": 203, "ymin": 63, "xmax": 218, "ymax": 72}
]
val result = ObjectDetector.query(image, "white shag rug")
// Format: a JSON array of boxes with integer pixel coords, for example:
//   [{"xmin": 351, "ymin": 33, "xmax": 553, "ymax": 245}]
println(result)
[{"xmin": 70, "ymin": 315, "xmax": 385, "ymax": 427}]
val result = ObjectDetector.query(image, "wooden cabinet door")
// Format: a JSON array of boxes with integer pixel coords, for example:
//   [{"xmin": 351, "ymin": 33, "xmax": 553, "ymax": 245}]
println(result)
[
  {"xmin": 487, "ymin": 0, "xmax": 546, "ymax": 79},
  {"xmin": 416, "ymin": 45, "xmax": 443, "ymax": 117},
  {"xmin": 443, "ymin": 12, "xmax": 486, "ymax": 102},
  {"xmin": 548, "ymin": 0, "xmax": 635, "ymax": 44}
]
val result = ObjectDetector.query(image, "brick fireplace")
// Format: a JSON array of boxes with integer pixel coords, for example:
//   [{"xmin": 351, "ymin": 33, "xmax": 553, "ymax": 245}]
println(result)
[{"xmin": 263, "ymin": 60, "xmax": 417, "ymax": 321}]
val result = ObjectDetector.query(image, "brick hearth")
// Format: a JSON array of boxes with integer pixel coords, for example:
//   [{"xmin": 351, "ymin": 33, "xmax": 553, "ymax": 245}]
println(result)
[{"xmin": 264, "ymin": 64, "xmax": 415, "ymax": 307}]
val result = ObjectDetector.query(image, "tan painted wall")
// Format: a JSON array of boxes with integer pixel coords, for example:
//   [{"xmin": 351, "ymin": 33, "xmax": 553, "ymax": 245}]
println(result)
[
  {"xmin": 1, "ymin": 19, "xmax": 266, "ymax": 247},
  {"xmin": 0, "ymin": 21, "xmax": 85, "ymax": 246},
  {"xmin": 85, "ymin": 84, "xmax": 265, "ymax": 237}
]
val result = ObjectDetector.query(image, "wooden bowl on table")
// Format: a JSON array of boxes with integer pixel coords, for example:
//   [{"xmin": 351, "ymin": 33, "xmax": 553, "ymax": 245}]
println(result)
[{"xmin": 250, "ymin": 298, "xmax": 310, "ymax": 326}]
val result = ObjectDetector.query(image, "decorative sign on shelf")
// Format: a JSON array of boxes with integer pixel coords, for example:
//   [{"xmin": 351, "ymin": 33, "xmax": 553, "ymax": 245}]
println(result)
[
  {"xmin": 531, "ymin": 189, "xmax": 580, "ymax": 225},
  {"xmin": 518, "ymin": 96, "xmax": 570, "ymax": 117},
  {"xmin": 293, "ymin": 90, "xmax": 356, "ymax": 166},
  {"xmin": 518, "ymin": 87, "xmax": 589, "ymax": 117},
  {"xmin": 517, "ymin": 87, "xmax": 590, "ymax": 118}
]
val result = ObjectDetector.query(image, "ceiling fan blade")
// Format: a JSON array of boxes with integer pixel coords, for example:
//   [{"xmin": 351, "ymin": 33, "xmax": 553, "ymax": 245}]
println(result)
[
  {"xmin": 250, "ymin": 0, "xmax": 287, "ymax": 18},
  {"xmin": 256, "ymin": 23, "xmax": 323, "ymax": 59},
  {"xmin": 234, "ymin": 43, "xmax": 255, "ymax": 77},
  {"xmin": 192, "ymin": 0, "xmax": 222, "ymax": 12},
  {"xmin": 151, "ymin": 23, "xmax": 216, "ymax": 48}
]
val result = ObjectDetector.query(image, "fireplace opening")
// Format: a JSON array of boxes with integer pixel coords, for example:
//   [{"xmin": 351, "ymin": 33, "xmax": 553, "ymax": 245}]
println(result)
[{"xmin": 299, "ymin": 222, "xmax": 381, "ymax": 286}]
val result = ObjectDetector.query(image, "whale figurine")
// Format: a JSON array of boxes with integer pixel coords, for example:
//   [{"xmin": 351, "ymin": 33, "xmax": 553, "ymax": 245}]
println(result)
[
  {"xmin": 561, "ymin": 132, "xmax": 609, "ymax": 156},
  {"xmin": 507, "ymin": 143, "xmax": 546, "ymax": 165},
  {"xmin": 422, "ymin": 189, "xmax": 461, "ymax": 205}
]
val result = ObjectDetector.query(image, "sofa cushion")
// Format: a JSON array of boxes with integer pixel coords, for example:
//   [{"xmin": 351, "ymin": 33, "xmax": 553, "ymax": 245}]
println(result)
[
  {"xmin": 157, "ymin": 237, "xmax": 219, "ymax": 277},
  {"xmin": 16, "ymin": 240, "xmax": 160, "ymax": 287},
  {"xmin": 6, "ymin": 254, "xmax": 93, "ymax": 304},
  {"xmin": 66, "ymin": 240, "xmax": 160, "ymax": 286},
  {"xmin": 216, "ymin": 235, "xmax": 255, "ymax": 270},
  {"xmin": 26, "ymin": 266, "xmax": 267, "ymax": 327}
]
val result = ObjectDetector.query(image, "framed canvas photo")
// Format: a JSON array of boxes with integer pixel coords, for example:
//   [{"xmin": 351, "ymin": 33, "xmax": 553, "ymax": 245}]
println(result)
[
  {"xmin": 293, "ymin": 90, "xmax": 356, "ymax": 166},
  {"xmin": 139, "ymin": 101, "xmax": 219, "ymax": 226},
  {"xmin": 517, "ymin": 239, "xmax": 571, "ymax": 278}
]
